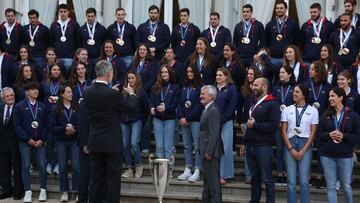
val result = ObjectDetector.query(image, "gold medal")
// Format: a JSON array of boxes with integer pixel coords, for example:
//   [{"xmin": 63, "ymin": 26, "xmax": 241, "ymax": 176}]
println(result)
[{"xmin": 276, "ymin": 34, "xmax": 283, "ymax": 41}]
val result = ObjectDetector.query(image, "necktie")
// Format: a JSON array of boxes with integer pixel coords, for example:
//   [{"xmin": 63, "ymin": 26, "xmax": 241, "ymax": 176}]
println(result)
[{"xmin": 4, "ymin": 105, "xmax": 10, "ymax": 126}]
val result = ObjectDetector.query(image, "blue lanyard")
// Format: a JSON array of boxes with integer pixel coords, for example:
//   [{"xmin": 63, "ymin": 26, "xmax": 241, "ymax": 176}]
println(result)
[
  {"xmin": 180, "ymin": 24, "xmax": 189, "ymax": 40},
  {"xmin": 50, "ymin": 81, "xmax": 59, "ymax": 95},
  {"xmin": 243, "ymin": 21, "xmax": 252, "ymax": 36},
  {"xmin": 276, "ymin": 16, "xmax": 286, "ymax": 34},
  {"xmin": 295, "ymin": 104, "xmax": 308, "ymax": 127},
  {"xmin": 64, "ymin": 107, "xmax": 72, "ymax": 123},
  {"xmin": 186, "ymin": 87, "xmax": 192, "ymax": 100},
  {"xmin": 310, "ymin": 80, "xmax": 323, "ymax": 101},
  {"xmin": 333, "ymin": 108, "xmax": 345, "ymax": 130},
  {"xmin": 77, "ymin": 81, "xmax": 86, "ymax": 97},
  {"xmin": 149, "ymin": 22, "xmax": 158, "ymax": 34},
  {"xmin": 27, "ymin": 100, "xmax": 38, "ymax": 120},
  {"xmin": 161, "ymin": 83, "xmax": 170, "ymax": 101},
  {"xmin": 280, "ymin": 84, "xmax": 291, "ymax": 104}
]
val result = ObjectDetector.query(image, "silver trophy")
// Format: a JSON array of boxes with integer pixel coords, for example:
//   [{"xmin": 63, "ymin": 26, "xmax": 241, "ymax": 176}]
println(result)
[{"xmin": 149, "ymin": 154, "xmax": 175, "ymax": 203}]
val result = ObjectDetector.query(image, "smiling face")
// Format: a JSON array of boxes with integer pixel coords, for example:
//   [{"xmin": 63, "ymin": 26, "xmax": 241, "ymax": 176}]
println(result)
[
  {"xmin": 309, "ymin": 64, "xmax": 318, "ymax": 79},
  {"xmin": 77, "ymin": 50, "xmax": 88, "ymax": 63},
  {"xmin": 320, "ymin": 46, "xmax": 329, "ymax": 60},
  {"xmin": 76, "ymin": 64, "xmax": 86, "ymax": 78},
  {"xmin": 160, "ymin": 67, "xmax": 170, "ymax": 81},
  {"xmin": 61, "ymin": 86, "xmax": 73, "ymax": 102},
  {"xmin": 223, "ymin": 45, "xmax": 234, "ymax": 60},
  {"xmin": 337, "ymin": 75, "xmax": 351, "ymax": 89},
  {"xmin": 138, "ymin": 45, "xmax": 148, "ymax": 59},
  {"xmin": 247, "ymin": 69, "xmax": 255, "ymax": 83},
  {"xmin": 292, "ymin": 86, "xmax": 305, "ymax": 104},
  {"xmin": 20, "ymin": 48, "xmax": 29, "ymax": 61},
  {"xmin": 285, "ymin": 47, "xmax": 296, "ymax": 62},
  {"xmin": 51, "ymin": 65, "xmax": 61, "ymax": 79},
  {"xmin": 279, "ymin": 67, "xmax": 291, "ymax": 82},
  {"xmin": 216, "ymin": 70, "xmax": 227, "ymax": 85},
  {"xmin": 328, "ymin": 90, "xmax": 344, "ymax": 107},
  {"xmin": 196, "ymin": 39, "xmax": 206, "ymax": 55},
  {"xmin": 46, "ymin": 50, "xmax": 56, "ymax": 63},
  {"xmin": 23, "ymin": 66, "xmax": 33, "ymax": 80},
  {"xmin": 165, "ymin": 49, "xmax": 175, "ymax": 61},
  {"xmin": 186, "ymin": 67, "xmax": 194, "ymax": 80},
  {"xmin": 104, "ymin": 42, "xmax": 115, "ymax": 57}
]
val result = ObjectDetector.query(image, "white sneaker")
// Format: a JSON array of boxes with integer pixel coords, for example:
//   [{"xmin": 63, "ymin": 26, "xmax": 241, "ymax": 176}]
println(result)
[
  {"xmin": 23, "ymin": 190, "xmax": 32, "ymax": 203},
  {"xmin": 188, "ymin": 169, "xmax": 200, "ymax": 182},
  {"xmin": 53, "ymin": 164, "xmax": 59, "ymax": 175},
  {"xmin": 60, "ymin": 192, "xmax": 69, "ymax": 202},
  {"xmin": 46, "ymin": 164, "xmax": 52, "ymax": 175},
  {"xmin": 177, "ymin": 167, "xmax": 192, "ymax": 181},
  {"xmin": 38, "ymin": 188, "xmax": 47, "ymax": 202}
]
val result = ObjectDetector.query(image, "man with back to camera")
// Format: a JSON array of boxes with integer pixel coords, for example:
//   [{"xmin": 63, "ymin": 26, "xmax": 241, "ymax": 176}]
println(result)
[
  {"xmin": 83, "ymin": 60, "xmax": 138, "ymax": 203},
  {"xmin": 199, "ymin": 85, "xmax": 223, "ymax": 203},
  {"xmin": 240, "ymin": 78, "xmax": 281, "ymax": 203}
]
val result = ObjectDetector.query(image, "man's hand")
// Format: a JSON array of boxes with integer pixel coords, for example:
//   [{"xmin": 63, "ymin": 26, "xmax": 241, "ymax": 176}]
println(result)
[{"xmin": 239, "ymin": 145, "xmax": 246, "ymax": 156}]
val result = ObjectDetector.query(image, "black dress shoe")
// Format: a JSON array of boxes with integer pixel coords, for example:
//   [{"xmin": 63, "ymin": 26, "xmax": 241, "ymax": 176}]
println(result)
[
  {"xmin": 13, "ymin": 194, "xmax": 24, "ymax": 200},
  {"xmin": 0, "ymin": 193, "xmax": 12, "ymax": 199}
]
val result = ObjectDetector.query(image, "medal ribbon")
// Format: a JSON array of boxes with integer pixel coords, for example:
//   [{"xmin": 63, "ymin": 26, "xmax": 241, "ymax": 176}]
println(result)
[{"xmin": 295, "ymin": 104, "xmax": 308, "ymax": 127}]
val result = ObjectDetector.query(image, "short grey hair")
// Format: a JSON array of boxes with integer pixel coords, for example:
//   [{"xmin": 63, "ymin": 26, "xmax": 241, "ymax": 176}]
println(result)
[
  {"xmin": 201, "ymin": 85, "xmax": 217, "ymax": 99},
  {"xmin": 95, "ymin": 60, "xmax": 113, "ymax": 77},
  {"xmin": 1, "ymin": 87, "xmax": 14, "ymax": 99}
]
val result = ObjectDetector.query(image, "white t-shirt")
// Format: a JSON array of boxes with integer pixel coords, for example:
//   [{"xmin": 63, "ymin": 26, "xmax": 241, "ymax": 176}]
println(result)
[{"xmin": 281, "ymin": 105, "xmax": 319, "ymax": 138}]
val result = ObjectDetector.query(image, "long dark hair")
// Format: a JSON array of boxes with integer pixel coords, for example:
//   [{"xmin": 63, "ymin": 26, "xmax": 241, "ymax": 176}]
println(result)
[
  {"xmin": 221, "ymin": 42, "xmax": 243, "ymax": 65},
  {"xmin": 98, "ymin": 40, "xmax": 119, "ymax": 60},
  {"xmin": 122, "ymin": 71, "xmax": 142, "ymax": 96},
  {"xmin": 320, "ymin": 44, "xmax": 337, "ymax": 74},
  {"xmin": 241, "ymin": 67, "xmax": 261, "ymax": 96},
  {"xmin": 132, "ymin": 43, "xmax": 153, "ymax": 67},
  {"xmin": 183, "ymin": 65, "xmax": 202, "ymax": 88},
  {"xmin": 16, "ymin": 64, "xmax": 37, "ymax": 87},
  {"xmin": 311, "ymin": 60, "xmax": 328, "ymax": 84},
  {"xmin": 189, "ymin": 37, "xmax": 213, "ymax": 68},
  {"xmin": 324, "ymin": 87, "xmax": 347, "ymax": 117},
  {"xmin": 295, "ymin": 84, "xmax": 310, "ymax": 104},
  {"xmin": 69, "ymin": 62, "xmax": 88, "ymax": 88},
  {"xmin": 46, "ymin": 63, "xmax": 66, "ymax": 85},
  {"xmin": 56, "ymin": 85, "xmax": 79, "ymax": 117},
  {"xmin": 154, "ymin": 64, "xmax": 176, "ymax": 94},
  {"xmin": 16, "ymin": 45, "xmax": 34, "ymax": 62},
  {"xmin": 283, "ymin": 45, "xmax": 303, "ymax": 65},
  {"xmin": 279, "ymin": 65, "xmax": 296, "ymax": 85}
]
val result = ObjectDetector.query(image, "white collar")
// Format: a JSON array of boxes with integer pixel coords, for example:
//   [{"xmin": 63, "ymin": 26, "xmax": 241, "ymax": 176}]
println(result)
[
  {"xmin": 95, "ymin": 80, "xmax": 108, "ymax": 85},
  {"xmin": 204, "ymin": 101, "xmax": 214, "ymax": 111}
]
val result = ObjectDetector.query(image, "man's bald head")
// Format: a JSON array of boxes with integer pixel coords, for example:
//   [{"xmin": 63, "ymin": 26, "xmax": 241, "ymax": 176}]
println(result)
[{"xmin": 252, "ymin": 77, "xmax": 269, "ymax": 98}]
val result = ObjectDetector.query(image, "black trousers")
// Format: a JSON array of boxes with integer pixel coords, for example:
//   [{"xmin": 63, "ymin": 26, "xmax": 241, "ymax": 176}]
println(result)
[
  {"xmin": 202, "ymin": 157, "xmax": 222, "ymax": 203},
  {"xmin": 89, "ymin": 152, "xmax": 122, "ymax": 203},
  {"xmin": 78, "ymin": 148, "xmax": 90, "ymax": 203},
  {"xmin": 0, "ymin": 150, "xmax": 23, "ymax": 196}
]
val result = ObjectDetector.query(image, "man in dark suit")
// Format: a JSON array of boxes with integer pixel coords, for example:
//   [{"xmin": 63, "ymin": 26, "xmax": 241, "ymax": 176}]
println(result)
[
  {"xmin": 0, "ymin": 87, "xmax": 23, "ymax": 200},
  {"xmin": 0, "ymin": 44, "xmax": 16, "ymax": 89},
  {"xmin": 199, "ymin": 85, "xmax": 222, "ymax": 203},
  {"xmin": 83, "ymin": 60, "xmax": 138, "ymax": 203}
]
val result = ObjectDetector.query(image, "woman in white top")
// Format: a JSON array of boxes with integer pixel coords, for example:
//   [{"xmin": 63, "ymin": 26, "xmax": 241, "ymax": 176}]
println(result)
[{"xmin": 281, "ymin": 84, "xmax": 319, "ymax": 203}]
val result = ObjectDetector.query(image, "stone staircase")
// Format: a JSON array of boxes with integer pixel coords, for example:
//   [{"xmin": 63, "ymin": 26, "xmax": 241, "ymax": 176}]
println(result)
[{"xmin": 10, "ymin": 125, "xmax": 360, "ymax": 202}]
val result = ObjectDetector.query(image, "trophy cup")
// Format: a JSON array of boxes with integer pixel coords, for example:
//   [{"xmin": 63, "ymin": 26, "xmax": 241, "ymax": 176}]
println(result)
[{"xmin": 149, "ymin": 154, "xmax": 175, "ymax": 203}]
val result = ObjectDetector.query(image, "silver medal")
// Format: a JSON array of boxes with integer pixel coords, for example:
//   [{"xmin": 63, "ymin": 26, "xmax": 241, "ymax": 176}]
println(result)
[
  {"xmin": 87, "ymin": 39, "xmax": 95, "ymax": 45},
  {"xmin": 31, "ymin": 121, "xmax": 39, "ymax": 129},
  {"xmin": 29, "ymin": 40, "xmax": 35, "ymax": 47},
  {"xmin": 185, "ymin": 101, "xmax": 192, "ymax": 108},
  {"xmin": 210, "ymin": 41, "xmax": 216, "ymax": 47},
  {"xmin": 60, "ymin": 36, "xmax": 67, "ymax": 42}
]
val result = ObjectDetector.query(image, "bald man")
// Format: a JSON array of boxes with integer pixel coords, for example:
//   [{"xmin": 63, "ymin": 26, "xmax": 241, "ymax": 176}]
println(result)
[{"xmin": 240, "ymin": 78, "xmax": 280, "ymax": 203}]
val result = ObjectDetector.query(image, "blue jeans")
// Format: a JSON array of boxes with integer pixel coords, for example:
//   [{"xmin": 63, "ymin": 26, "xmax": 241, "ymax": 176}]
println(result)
[
  {"xmin": 33, "ymin": 57, "xmax": 45, "ymax": 68},
  {"xmin": 46, "ymin": 131, "xmax": 57, "ymax": 168},
  {"xmin": 246, "ymin": 145, "xmax": 275, "ymax": 203},
  {"xmin": 153, "ymin": 118, "xmax": 175, "ymax": 159},
  {"xmin": 19, "ymin": 142, "xmax": 47, "ymax": 191},
  {"xmin": 321, "ymin": 156, "xmax": 354, "ymax": 203},
  {"xmin": 55, "ymin": 142, "xmax": 80, "ymax": 192},
  {"xmin": 284, "ymin": 136, "xmax": 312, "ymax": 203},
  {"xmin": 182, "ymin": 122, "xmax": 201, "ymax": 169},
  {"xmin": 59, "ymin": 58, "xmax": 73, "ymax": 74},
  {"xmin": 141, "ymin": 113, "xmax": 152, "ymax": 151},
  {"xmin": 121, "ymin": 120, "xmax": 142, "ymax": 166},
  {"xmin": 220, "ymin": 120, "xmax": 234, "ymax": 179},
  {"xmin": 270, "ymin": 57, "xmax": 283, "ymax": 70},
  {"xmin": 274, "ymin": 129, "xmax": 285, "ymax": 173},
  {"xmin": 120, "ymin": 55, "xmax": 133, "ymax": 70}
]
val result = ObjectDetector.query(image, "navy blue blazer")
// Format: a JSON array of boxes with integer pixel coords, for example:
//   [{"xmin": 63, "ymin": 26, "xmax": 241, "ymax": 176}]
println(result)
[
  {"xmin": 215, "ymin": 84, "xmax": 238, "ymax": 122},
  {"xmin": 0, "ymin": 53, "xmax": 16, "ymax": 88},
  {"xmin": 107, "ymin": 21, "xmax": 137, "ymax": 57},
  {"xmin": 20, "ymin": 23, "xmax": 50, "ymax": 57},
  {"xmin": 177, "ymin": 83, "xmax": 202, "ymax": 122},
  {"xmin": 13, "ymin": 99, "xmax": 48, "ymax": 142},
  {"xmin": 49, "ymin": 19, "xmax": 80, "ymax": 58},
  {"xmin": 51, "ymin": 105, "xmax": 79, "ymax": 143},
  {"xmin": 78, "ymin": 22, "xmax": 107, "ymax": 59},
  {"xmin": 233, "ymin": 19, "xmax": 266, "ymax": 59},
  {"xmin": 0, "ymin": 21, "xmax": 22, "ymax": 56},
  {"xmin": 150, "ymin": 82, "xmax": 179, "ymax": 121},
  {"xmin": 135, "ymin": 20, "xmax": 170, "ymax": 61},
  {"xmin": 300, "ymin": 18, "xmax": 335, "ymax": 62},
  {"xmin": 171, "ymin": 23, "xmax": 201, "ymax": 63},
  {"xmin": 201, "ymin": 25, "xmax": 232, "ymax": 60}
]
